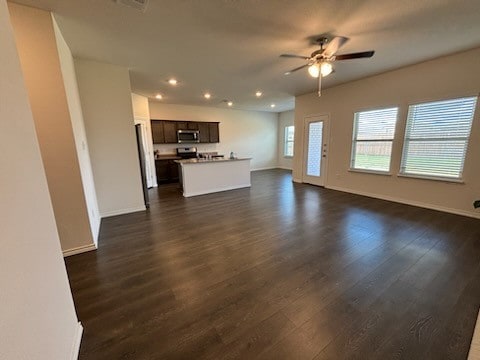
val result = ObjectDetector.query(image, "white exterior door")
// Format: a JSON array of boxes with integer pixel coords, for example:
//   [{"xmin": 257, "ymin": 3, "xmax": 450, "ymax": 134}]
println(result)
[{"xmin": 303, "ymin": 115, "xmax": 329, "ymax": 186}]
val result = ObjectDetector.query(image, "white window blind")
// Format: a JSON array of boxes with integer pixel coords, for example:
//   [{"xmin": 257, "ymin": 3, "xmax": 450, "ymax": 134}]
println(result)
[
  {"xmin": 351, "ymin": 107, "xmax": 398, "ymax": 172},
  {"xmin": 284, "ymin": 125, "xmax": 294, "ymax": 157},
  {"xmin": 400, "ymin": 96, "xmax": 477, "ymax": 179}
]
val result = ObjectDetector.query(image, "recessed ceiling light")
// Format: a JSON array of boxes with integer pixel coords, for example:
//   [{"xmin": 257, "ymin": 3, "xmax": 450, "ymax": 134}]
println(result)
[
  {"xmin": 155, "ymin": 94, "xmax": 162, "ymax": 99},
  {"xmin": 255, "ymin": 91, "xmax": 262, "ymax": 97},
  {"xmin": 168, "ymin": 78, "xmax": 178, "ymax": 85},
  {"xmin": 270, "ymin": 104, "xmax": 276, "ymax": 108},
  {"xmin": 204, "ymin": 93, "xmax": 211, "ymax": 99},
  {"xmin": 227, "ymin": 101, "xmax": 233, "ymax": 107}
]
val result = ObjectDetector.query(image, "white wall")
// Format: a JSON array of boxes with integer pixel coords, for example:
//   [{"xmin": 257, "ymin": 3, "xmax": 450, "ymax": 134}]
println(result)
[
  {"xmin": 0, "ymin": 1, "xmax": 81, "ymax": 358},
  {"xmin": 277, "ymin": 110, "xmax": 294, "ymax": 170},
  {"xmin": 75, "ymin": 59, "xmax": 145, "ymax": 217},
  {"xmin": 149, "ymin": 102, "xmax": 278, "ymax": 170},
  {"xmin": 294, "ymin": 47, "xmax": 480, "ymax": 218},
  {"xmin": 53, "ymin": 16, "xmax": 100, "ymax": 246},
  {"xmin": 132, "ymin": 93, "xmax": 150, "ymax": 119},
  {"xmin": 9, "ymin": 3, "xmax": 94, "ymax": 254}
]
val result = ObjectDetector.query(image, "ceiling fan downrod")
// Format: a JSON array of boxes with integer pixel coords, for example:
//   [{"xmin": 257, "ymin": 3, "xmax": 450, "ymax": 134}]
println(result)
[{"xmin": 318, "ymin": 73, "xmax": 321, "ymax": 97}]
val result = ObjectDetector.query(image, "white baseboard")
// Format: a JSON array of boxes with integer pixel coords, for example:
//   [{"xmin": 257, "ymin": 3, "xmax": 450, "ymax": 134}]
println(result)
[
  {"xmin": 70, "ymin": 322, "xmax": 83, "ymax": 360},
  {"xmin": 327, "ymin": 184, "xmax": 480, "ymax": 219},
  {"xmin": 100, "ymin": 205, "xmax": 146, "ymax": 218},
  {"xmin": 184, "ymin": 183, "xmax": 251, "ymax": 197},
  {"xmin": 292, "ymin": 177, "xmax": 302, "ymax": 183},
  {"xmin": 93, "ymin": 218, "xmax": 100, "ymax": 247},
  {"xmin": 63, "ymin": 243, "xmax": 97, "ymax": 257},
  {"xmin": 251, "ymin": 167, "xmax": 277, "ymax": 171}
]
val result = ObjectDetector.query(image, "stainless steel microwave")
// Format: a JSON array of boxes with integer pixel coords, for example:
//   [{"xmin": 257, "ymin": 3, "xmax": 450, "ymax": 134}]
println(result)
[{"xmin": 177, "ymin": 130, "xmax": 199, "ymax": 143}]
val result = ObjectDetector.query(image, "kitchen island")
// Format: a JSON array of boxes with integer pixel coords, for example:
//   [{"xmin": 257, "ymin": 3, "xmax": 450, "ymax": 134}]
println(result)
[{"xmin": 175, "ymin": 158, "xmax": 251, "ymax": 197}]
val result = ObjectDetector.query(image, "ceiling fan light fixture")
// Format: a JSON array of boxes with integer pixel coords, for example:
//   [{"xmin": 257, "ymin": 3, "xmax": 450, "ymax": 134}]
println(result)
[
  {"xmin": 280, "ymin": 35, "xmax": 374, "ymax": 98},
  {"xmin": 307, "ymin": 63, "xmax": 320, "ymax": 78},
  {"xmin": 320, "ymin": 62, "xmax": 333, "ymax": 77}
]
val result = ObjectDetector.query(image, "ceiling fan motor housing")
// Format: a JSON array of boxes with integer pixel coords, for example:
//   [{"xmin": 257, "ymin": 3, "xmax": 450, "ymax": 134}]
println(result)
[{"xmin": 316, "ymin": 37, "xmax": 329, "ymax": 47}]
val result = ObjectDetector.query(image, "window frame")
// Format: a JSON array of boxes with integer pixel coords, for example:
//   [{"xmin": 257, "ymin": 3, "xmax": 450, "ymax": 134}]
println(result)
[
  {"xmin": 284, "ymin": 125, "xmax": 295, "ymax": 158},
  {"xmin": 398, "ymin": 96, "xmax": 477, "ymax": 182},
  {"xmin": 350, "ymin": 106, "xmax": 399, "ymax": 175}
]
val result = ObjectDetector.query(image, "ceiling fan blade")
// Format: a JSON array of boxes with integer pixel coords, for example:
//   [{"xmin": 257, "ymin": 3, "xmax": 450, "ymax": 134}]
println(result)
[
  {"xmin": 284, "ymin": 64, "xmax": 308, "ymax": 75},
  {"xmin": 323, "ymin": 36, "xmax": 349, "ymax": 58},
  {"xmin": 334, "ymin": 51, "xmax": 375, "ymax": 60},
  {"xmin": 280, "ymin": 54, "xmax": 310, "ymax": 60}
]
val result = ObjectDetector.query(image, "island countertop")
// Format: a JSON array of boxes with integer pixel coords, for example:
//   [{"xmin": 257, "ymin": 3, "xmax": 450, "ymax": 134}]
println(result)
[
  {"xmin": 175, "ymin": 157, "xmax": 251, "ymax": 165},
  {"xmin": 176, "ymin": 158, "xmax": 251, "ymax": 197},
  {"xmin": 155, "ymin": 154, "xmax": 181, "ymax": 161}
]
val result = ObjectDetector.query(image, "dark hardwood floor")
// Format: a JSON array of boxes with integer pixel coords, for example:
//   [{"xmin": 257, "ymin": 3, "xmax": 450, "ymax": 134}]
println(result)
[{"xmin": 66, "ymin": 169, "xmax": 480, "ymax": 359}]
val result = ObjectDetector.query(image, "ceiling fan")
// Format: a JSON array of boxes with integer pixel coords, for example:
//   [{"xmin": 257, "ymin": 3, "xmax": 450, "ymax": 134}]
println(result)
[{"xmin": 281, "ymin": 36, "xmax": 374, "ymax": 96}]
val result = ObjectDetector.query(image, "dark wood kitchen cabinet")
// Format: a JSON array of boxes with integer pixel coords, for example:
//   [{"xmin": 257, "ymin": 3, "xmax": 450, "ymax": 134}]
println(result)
[
  {"xmin": 155, "ymin": 158, "xmax": 179, "ymax": 183},
  {"xmin": 178, "ymin": 121, "xmax": 200, "ymax": 130},
  {"xmin": 187, "ymin": 122, "xmax": 199, "ymax": 130},
  {"xmin": 151, "ymin": 120, "xmax": 220, "ymax": 143},
  {"xmin": 163, "ymin": 121, "xmax": 177, "ymax": 143},
  {"xmin": 175, "ymin": 122, "xmax": 188, "ymax": 130},
  {"xmin": 151, "ymin": 120, "xmax": 164, "ymax": 143},
  {"xmin": 198, "ymin": 122, "xmax": 210, "ymax": 143},
  {"xmin": 209, "ymin": 122, "xmax": 219, "ymax": 143}
]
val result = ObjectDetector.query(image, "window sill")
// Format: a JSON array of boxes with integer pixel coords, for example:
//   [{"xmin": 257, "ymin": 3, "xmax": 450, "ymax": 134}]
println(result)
[
  {"xmin": 397, "ymin": 173, "xmax": 464, "ymax": 184},
  {"xmin": 348, "ymin": 168, "xmax": 392, "ymax": 176},
  {"xmin": 283, "ymin": 155, "xmax": 293, "ymax": 159}
]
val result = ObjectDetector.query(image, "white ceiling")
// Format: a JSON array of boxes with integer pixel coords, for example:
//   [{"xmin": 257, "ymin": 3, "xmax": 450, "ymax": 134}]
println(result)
[{"xmin": 12, "ymin": 0, "xmax": 480, "ymax": 112}]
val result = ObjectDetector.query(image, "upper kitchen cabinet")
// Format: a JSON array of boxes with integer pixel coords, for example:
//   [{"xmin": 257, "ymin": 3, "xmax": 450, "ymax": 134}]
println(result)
[
  {"xmin": 163, "ymin": 121, "xmax": 177, "ymax": 143},
  {"xmin": 151, "ymin": 120, "xmax": 164, "ymax": 143},
  {"xmin": 151, "ymin": 120, "xmax": 219, "ymax": 143},
  {"xmin": 198, "ymin": 122, "xmax": 210, "ymax": 143},
  {"xmin": 209, "ymin": 122, "xmax": 219, "ymax": 143},
  {"xmin": 187, "ymin": 122, "xmax": 199, "ymax": 130},
  {"xmin": 175, "ymin": 122, "xmax": 188, "ymax": 130}
]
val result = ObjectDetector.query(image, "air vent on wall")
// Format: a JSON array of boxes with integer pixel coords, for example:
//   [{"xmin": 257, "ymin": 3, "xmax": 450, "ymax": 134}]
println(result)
[{"xmin": 115, "ymin": 0, "xmax": 149, "ymax": 12}]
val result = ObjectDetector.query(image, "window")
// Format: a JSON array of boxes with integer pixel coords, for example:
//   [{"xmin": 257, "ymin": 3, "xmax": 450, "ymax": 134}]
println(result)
[
  {"xmin": 284, "ymin": 125, "xmax": 294, "ymax": 157},
  {"xmin": 400, "ymin": 96, "xmax": 477, "ymax": 180},
  {"xmin": 351, "ymin": 107, "xmax": 398, "ymax": 172}
]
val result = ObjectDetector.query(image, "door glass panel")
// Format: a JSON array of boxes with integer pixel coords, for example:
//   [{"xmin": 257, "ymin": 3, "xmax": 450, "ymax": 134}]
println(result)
[{"xmin": 306, "ymin": 121, "xmax": 323, "ymax": 176}]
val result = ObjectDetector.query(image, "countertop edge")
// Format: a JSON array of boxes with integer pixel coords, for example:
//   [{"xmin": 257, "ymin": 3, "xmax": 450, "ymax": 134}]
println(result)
[{"xmin": 175, "ymin": 158, "xmax": 252, "ymax": 165}]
